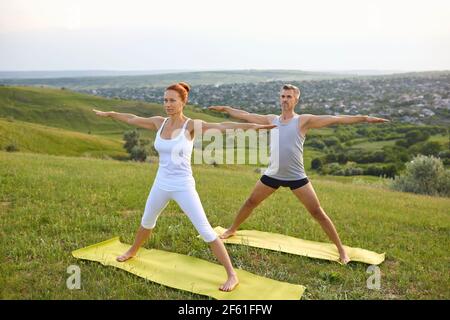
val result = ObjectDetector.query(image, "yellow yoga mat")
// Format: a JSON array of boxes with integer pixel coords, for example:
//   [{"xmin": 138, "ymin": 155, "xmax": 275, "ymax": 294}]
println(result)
[
  {"xmin": 72, "ymin": 237, "xmax": 305, "ymax": 300},
  {"xmin": 213, "ymin": 227, "xmax": 385, "ymax": 265}
]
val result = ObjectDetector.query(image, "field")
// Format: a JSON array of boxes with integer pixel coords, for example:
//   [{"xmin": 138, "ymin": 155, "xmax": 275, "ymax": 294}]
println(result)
[{"xmin": 1, "ymin": 151, "xmax": 449, "ymax": 299}]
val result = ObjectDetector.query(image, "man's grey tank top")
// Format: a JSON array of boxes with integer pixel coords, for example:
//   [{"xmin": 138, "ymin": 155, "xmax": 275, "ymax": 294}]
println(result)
[{"xmin": 264, "ymin": 114, "xmax": 307, "ymax": 180}]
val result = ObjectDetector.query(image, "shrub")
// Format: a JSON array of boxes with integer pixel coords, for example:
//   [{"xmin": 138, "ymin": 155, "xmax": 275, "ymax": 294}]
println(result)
[
  {"xmin": 5, "ymin": 144, "xmax": 19, "ymax": 152},
  {"xmin": 325, "ymin": 153, "xmax": 338, "ymax": 163},
  {"xmin": 364, "ymin": 164, "xmax": 398, "ymax": 178},
  {"xmin": 307, "ymin": 138, "xmax": 326, "ymax": 150},
  {"xmin": 323, "ymin": 137, "xmax": 340, "ymax": 147},
  {"xmin": 391, "ymin": 155, "xmax": 450, "ymax": 197},
  {"xmin": 344, "ymin": 167, "xmax": 364, "ymax": 176},
  {"xmin": 321, "ymin": 162, "xmax": 341, "ymax": 175},
  {"xmin": 130, "ymin": 145, "xmax": 148, "ymax": 162},
  {"xmin": 383, "ymin": 146, "xmax": 411, "ymax": 163},
  {"xmin": 438, "ymin": 150, "xmax": 450, "ymax": 166},
  {"xmin": 396, "ymin": 130, "xmax": 431, "ymax": 148}
]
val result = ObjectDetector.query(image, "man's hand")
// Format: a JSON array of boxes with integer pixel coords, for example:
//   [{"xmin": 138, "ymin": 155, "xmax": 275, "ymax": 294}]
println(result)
[
  {"xmin": 366, "ymin": 116, "xmax": 390, "ymax": 123},
  {"xmin": 208, "ymin": 106, "xmax": 229, "ymax": 112}
]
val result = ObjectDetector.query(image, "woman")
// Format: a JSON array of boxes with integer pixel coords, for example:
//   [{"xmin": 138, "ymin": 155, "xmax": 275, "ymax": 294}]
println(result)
[{"xmin": 93, "ymin": 82, "xmax": 275, "ymax": 292}]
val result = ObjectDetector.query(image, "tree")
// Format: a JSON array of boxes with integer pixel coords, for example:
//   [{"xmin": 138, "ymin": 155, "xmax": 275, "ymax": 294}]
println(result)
[
  {"xmin": 311, "ymin": 158, "xmax": 323, "ymax": 170},
  {"xmin": 337, "ymin": 153, "xmax": 347, "ymax": 164},
  {"xmin": 123, "ymin": 130, "xmax": 149, "ymax": 162},
  {"xmin": 307, "ymin": 138, "xmax": 326, "ymax": 150},
  {"xmin": 405, "ymin": 130, "xmax": 430, "ymax": 146},
  {"xmin": 414, "ymin": 141, "xmax": 442, "ymax": 157},
  {"xmin": 123, "ymin": 130, "xmax": 139, "ymax": 153}
]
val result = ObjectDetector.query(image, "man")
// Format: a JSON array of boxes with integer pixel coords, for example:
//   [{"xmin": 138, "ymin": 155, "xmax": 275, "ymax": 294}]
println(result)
[{"xmin": 209, "ymin": 84, "xmax": 389, "ymax": 264}]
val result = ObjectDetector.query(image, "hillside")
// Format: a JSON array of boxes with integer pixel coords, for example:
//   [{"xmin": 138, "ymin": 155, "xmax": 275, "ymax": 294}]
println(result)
[
  {"xmin": 0, "ymin": 118, "xmax": 128, "ymax": 159},
  {"xmin": 0, "ymin": 86, "xmax": 226, "ymax": 139}
]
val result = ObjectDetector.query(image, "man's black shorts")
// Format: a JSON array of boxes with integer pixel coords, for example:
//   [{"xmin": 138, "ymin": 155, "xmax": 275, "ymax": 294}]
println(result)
[{"xmin": 260, "ymin": 175, "xmax": 309, "ymax": 190}]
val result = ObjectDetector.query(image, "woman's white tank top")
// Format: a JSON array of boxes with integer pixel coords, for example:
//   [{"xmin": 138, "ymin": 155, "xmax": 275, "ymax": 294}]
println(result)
[{"xmin": 153, "ymin": 118, "xmax": 195, "ymax": 191}]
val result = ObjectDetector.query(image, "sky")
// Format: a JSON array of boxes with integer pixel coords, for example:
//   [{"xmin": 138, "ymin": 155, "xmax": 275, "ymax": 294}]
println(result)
[{"xmin": 1, "ymin": 0, "xmax": 449, "ymax": 71}]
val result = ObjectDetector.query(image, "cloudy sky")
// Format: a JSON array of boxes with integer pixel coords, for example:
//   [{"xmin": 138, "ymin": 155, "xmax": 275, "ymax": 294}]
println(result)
[{"xmin": 1, "ymin": 0, "xmax": 449, "ymax": 71}]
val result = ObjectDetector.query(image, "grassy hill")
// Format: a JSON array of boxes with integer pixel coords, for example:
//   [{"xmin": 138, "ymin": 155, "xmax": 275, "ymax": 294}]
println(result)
[
  {"xmin": 0, "ymin": 86, "xmax": 291, "ymax": 163},
  {"xmin": 0, "ymin": 86, "xmax": 226, "ymax": 138},
  {"xmin": 0, "ymin": 118, "xmax": 128, "ymax": 159},
  {"xmin": 1, "ymin": 151, "xmax": 449, "ymax": 299}
]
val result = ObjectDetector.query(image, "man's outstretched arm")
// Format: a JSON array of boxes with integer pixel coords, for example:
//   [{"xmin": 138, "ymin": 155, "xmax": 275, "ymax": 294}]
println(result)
[
  {"xmin": 209, "ymin": 106, "xmax": 276, "ymax": 125},
  {"xmin": 303, "ymin": 114, "xmax": 389, "ymax": 130}
]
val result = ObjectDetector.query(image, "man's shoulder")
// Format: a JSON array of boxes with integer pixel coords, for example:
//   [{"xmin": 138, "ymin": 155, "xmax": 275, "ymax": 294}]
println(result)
[
  {"xmin": 299, "ymin": 113, "xmax": 314, "ymax": 119},
  {"xmin": 298, "ymin": 114, "xmax": 316, "ymax": 131},
  {"xmin": 298, "ymin": 114, "xmax": 314, "ymax": 124}
]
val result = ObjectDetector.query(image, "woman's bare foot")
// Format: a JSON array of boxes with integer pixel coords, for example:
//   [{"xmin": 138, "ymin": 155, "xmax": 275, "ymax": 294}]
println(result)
[
  {"xmin": 116, "ymin": 250, "xmax": 137, "ymax": 262},
  {"xmin": 219, "ymin": 273, "xmax": 239, "ymax": 292},
  {"xmin": 219, "ymin": 228, "xmax": 237, "ymax": 239},
  {"xmin": 339, "ymin": 250, "xmax": 351, "ymax": 265}
]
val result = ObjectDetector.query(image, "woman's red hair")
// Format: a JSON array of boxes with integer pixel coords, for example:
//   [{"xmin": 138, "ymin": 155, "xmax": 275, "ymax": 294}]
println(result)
[{"xmin": 166, "ymin": 82, "xmax": 190, "ymax": 103}]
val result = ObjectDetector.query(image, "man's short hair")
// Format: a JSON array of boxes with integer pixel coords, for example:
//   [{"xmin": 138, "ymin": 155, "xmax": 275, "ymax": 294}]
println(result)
[{"xmin": 281, "ymin": 84, "xmax": 301, "ymax": 99}]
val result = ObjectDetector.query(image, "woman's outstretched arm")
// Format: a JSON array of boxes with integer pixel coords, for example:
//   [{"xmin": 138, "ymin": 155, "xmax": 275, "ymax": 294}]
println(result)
[
  {"xmin": 196, "ymin": 120, "xmax": 276, "ymax": 133},
  {"xmin": 93, "ymin": 109, "xmax": 164, "ymax": 131},
  {"xmin": 208, "ymin": 106, "xmax": 276, "ymax": 124}
]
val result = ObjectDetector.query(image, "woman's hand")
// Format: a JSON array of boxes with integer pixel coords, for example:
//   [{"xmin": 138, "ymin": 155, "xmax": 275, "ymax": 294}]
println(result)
[
  {"xmin": 254, "ymin": 124, "xmax": 277, "ymax": 130},
  {"xmin": 93, "ymin": 109, "xmax": 112, "ymax": 117}
]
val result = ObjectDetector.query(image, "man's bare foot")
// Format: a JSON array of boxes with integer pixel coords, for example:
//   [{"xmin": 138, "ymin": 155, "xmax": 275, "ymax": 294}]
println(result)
[
  {"xmin": 339, "ymin": 250, "xmax": 351, "ymax": 265},
  {"xmin": 219, "ymin": 228, "xmax": 237, "ymax": 239},
  {"xmin": 116, "ymin": 250, "xmax": 137, "ymax": 262},
  {"xmin": 219, "ymin": 273, "xmax": 239, "ymax": 292}
]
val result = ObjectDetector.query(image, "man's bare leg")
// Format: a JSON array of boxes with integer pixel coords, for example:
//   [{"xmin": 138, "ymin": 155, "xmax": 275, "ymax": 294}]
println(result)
[
  {"xmin": 116, "ymin": 225, "xmax": 152, "ymax": 262},
  {"xmin": 220, "ymin": 180, "xmax": 277, "ymax": 239},
  {"xmin": 209, "ymin": 238, "xmax": 239, "ymax": 291},
  {"xmin": 291, "ymin": 182, "xmax": 351, "ymax": 264}
]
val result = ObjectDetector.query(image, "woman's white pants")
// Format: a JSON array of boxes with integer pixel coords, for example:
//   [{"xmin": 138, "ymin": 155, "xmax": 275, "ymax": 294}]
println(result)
[{"xmin": 141, "ymin": 184, "xmax": 218, "ymax": 243}]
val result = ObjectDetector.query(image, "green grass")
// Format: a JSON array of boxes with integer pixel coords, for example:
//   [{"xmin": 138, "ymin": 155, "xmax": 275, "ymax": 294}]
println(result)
[
  {"xmin": 350, "ymin": 139, "xmax": 398, "ymax": 150},
  {"xmin": 1, "ymin": 151, "xmax": 449, "ymax": 299},
  {"xmin": 428, "ymin": 133, "xmax": 449, "ymax": 145},
  {"xmin": 350, "ymin": 134, "xmax": 449, "ymax": 151}
]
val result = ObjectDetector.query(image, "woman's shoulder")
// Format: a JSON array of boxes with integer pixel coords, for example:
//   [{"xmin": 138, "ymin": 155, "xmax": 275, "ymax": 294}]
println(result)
[{"xmin": 153, "ymin": 116, "xmax": 167, "ymax": 130}]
